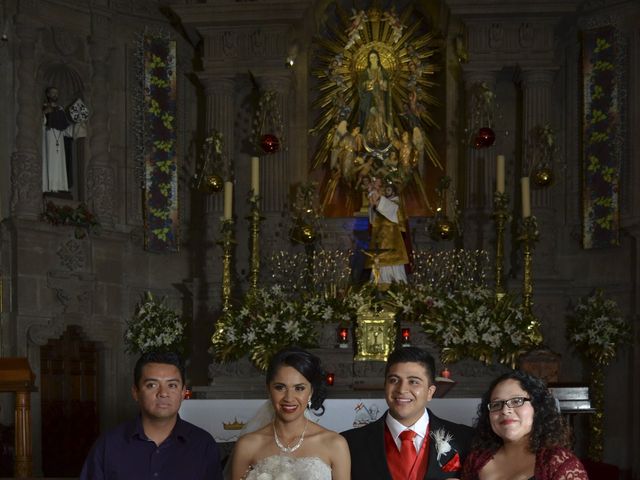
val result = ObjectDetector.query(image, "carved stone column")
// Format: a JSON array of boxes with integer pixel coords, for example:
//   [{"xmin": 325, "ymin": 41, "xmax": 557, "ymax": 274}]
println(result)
[
  {"xmin": 11, "ymin": 14, "xmax": 41, "ymax": 219},
  {"xmin": 521, "ymin": 69, "xmax": 556, "ymax": 276},
  {"xmin": 200, "ymin": 76, "xmax": 235, "ymax": 216},
  {"xmin": 87, "ymin": 12, "xmax": 115, "ymax": 227},
  {"xmin": 200, "ymin": 76, "xmax": 236, "ymax": 307},
  {"xmin": 462, "ymin": 70, "xmax": 498, "ymax": 211},
  {"xmin": 521, "ymin": 69, "xmax": 555, "ymax": 208},
  {"xmin": 461, "ymin": 70, "xmax": 498, "ymax": 252},
  {"xmin": 259, "ymin": 74, "xmax": 293, "ymax": 213}
]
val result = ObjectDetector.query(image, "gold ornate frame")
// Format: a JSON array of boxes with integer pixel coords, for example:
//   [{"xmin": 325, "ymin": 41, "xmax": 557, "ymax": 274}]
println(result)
[{"xmin": 354, "ymin": 304, "xmax": 397, "ymax": 361}]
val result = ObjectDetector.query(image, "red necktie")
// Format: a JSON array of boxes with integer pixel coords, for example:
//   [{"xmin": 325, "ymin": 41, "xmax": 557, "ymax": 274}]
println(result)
[{"xmin": 399, "ymin": 430, "xmax": 417, "ymax": 477}]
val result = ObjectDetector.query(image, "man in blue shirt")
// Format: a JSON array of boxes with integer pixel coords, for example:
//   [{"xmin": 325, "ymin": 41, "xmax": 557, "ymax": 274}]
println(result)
[{"xmin": 80, "ymin": 351, "xmax": 223, "ymax": 479}]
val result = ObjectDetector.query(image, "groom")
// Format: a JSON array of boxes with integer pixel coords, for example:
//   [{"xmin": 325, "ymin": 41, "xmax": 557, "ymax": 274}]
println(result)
[{"xmin": 342, "ymin": 347, "xmax": 472, "ymax": 479}]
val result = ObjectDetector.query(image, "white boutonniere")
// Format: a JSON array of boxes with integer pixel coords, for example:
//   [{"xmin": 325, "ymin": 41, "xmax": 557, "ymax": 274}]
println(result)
[{"xmin": 430, "ymin": 428, "xmax": 454, "ymax": 464}]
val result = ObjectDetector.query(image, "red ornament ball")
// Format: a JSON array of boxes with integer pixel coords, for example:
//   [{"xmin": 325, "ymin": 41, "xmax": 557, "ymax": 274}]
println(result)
[
  {"xmin": 473, "ymin": 127, "xmax": 496, "ymax": 149},
  {"xmin": 260, "ymin": 134, "xmax": 280, "ymax": 154}
]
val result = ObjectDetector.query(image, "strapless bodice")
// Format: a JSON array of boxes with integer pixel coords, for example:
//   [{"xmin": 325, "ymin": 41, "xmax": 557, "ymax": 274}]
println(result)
[{"xmin": 244, "ymin": 455, "xmax": 332, "ymax": 480}]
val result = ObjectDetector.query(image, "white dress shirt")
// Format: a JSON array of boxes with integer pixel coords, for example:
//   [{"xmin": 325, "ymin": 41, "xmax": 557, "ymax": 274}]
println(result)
[{"xmin": 385, "ymin": 408, "xmax": 430, "ymax": 453}]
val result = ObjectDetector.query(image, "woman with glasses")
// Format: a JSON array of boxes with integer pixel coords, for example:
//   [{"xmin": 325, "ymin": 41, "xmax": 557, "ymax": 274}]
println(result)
[{"xmin": 462, "ymin": 370, "xmax": 588, "ymax": 480}]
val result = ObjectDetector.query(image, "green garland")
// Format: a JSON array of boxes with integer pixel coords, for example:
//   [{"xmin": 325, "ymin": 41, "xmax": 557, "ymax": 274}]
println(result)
[{"xmin": 41, "ymin": 201, "xmax": 100, "ymax": 239}]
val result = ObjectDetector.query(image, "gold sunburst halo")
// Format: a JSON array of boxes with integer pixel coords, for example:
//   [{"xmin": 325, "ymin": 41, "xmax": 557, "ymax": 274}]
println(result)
[{"xmin": 310, "ymin": 2, "xmax": 443, "ymax": 216}]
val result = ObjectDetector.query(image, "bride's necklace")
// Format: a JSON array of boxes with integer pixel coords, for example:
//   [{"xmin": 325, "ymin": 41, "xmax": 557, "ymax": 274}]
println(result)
[{"xmin": 273, "ymin": 418, "xmax": 309, "ymax": 454}]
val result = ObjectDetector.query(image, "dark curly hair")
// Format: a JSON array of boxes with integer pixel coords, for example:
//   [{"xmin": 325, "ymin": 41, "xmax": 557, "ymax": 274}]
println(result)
[
  {"xmin": 472, "ymin": 370, "xmax": 572, "ymax": 452},
  {"xmin": 266, "ymin": 347, "xmax": 327, "ymax": 414}
]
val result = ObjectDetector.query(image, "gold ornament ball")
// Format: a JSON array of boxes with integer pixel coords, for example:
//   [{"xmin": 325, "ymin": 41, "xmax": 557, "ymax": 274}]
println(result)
[
  {"xmin": 300, "ymin": 224, "xmax": 316, "ymax": 244},
  {"xmin": 290, "ymin": 224, "xmax": 316, "ymax": 244},
  {"xmin": 433, "ymin": 218, "xmax": 455, "ymax": 241},
  {"xmin": 203, "ymin": 174, "xmax": 224, "ymax": 193},
  {"xmin": 532, "ymin": 166, "xmax": 553, "ymax": 187}
]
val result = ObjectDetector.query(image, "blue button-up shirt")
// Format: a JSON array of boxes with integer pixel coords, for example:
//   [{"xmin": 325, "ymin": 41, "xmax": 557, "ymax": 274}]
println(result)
[{"xmin": 80, "ymin": 415, "xmax": 223, "ymax": 480}]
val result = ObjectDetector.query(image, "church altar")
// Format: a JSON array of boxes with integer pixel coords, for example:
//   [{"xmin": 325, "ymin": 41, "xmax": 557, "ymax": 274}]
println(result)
[{"xmin": 179, "ymin": 398, "xmax": 480, "ymax": 443}]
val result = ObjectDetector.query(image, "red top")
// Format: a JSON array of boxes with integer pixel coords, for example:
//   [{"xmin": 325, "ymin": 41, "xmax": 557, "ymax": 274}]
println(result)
[
  {"xmin": 384, "ymin": 425, "xmax": 430, "ymax": 480},
  {"xmin": 462, "ymin": 446, "xmax": 588, "ymax": 480}
]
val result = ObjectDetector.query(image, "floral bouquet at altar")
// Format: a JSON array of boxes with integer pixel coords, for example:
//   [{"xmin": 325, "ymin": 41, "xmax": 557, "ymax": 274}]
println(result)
[
  {"xmin": 211, "ymin": 284, "xmax": 372, "ymax": 370},
  {"xmin": 421, "ymin": 287, "xmax": 537, "ymax": 367},
  {"xmin": 125, "ymin": 291, "xmax": 185, "ymax": 355},
  {"xmin": 388, "ymin": 283, "xmax": 537, "ymax": 367},
  {"xmin": 566, "ymin": 289, "xmax": 629, "ymax": 461},
  {"xmin": 567, "ymin": 289, "xmax": 629, "ymax": 365}
]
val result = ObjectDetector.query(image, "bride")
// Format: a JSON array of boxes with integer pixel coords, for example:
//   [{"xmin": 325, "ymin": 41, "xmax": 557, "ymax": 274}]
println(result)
[{"xmin": 229, "ymin": 347, "xmax": 351, "ymax": 480}]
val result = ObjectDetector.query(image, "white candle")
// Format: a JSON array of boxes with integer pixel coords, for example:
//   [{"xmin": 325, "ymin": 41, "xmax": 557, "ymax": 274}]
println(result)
[
  {"xmin": 496, "ymin": 155, "xmax": 505, "ymax": 194},
  {"xmin": 521, "ymin": 176, "xmax": 531, "ymax": 218},
  {"xmin": 250, "ymin": 156, "xmax": 259, "ymax": 196},
  {"xmin": 223, "ymin": 181, "xmax": 233, "ymax": 220}
]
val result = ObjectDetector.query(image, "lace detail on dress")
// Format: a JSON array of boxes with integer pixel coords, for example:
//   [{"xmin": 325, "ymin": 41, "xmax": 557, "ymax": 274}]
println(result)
[
  {"xmin": 543, "ymin": 448, "xmax": 588, "ymax": 480},
  {"xmin": 462, "ymin": 447, "xmax": 588, "ymax": 480},
  {"xmin": 244, "ymin": 455, "xmax": 332, "ymax": 480}
]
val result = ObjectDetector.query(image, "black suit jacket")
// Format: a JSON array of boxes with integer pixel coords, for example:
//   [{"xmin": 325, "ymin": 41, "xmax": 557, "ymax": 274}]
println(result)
[{"xmin": 342, "ymin": 409, "xmax": 473, "ymax": 480}]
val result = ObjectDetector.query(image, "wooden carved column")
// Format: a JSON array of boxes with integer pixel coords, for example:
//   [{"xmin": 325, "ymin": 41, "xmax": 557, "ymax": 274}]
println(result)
[
  {"xmin": 0, "ymin": 358, "xmax": 36, "ymax": 478},
  {"xmin": 11, "ymin": 10, "xmax": 41, "ymax": 219},
  {"xmin": 14, "ymin": 390, "xmax": 32, "ymax": 477}
]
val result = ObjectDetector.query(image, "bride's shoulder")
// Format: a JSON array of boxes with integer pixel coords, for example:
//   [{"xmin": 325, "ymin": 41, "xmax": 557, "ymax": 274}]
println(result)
[{"xmin": 309, "ymin": 424, "xmax": 348, "ymax": 447}]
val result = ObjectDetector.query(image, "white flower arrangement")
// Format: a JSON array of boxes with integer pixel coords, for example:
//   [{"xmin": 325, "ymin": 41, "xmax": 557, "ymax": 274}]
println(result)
[
  {"xmin": 212, "ymin": 248, "xmax": 541, "ymax": 370},
  {"xmin": 125, "ymin": 292, "xmax": 185, "ymax": 354},
  {"xmin": 212, "ymin": 283, "xmax": 377, "ymax": 370},
  {"xmin": 388, "ymin": 284, "xmax": 538, "ymax": 367},
  {"xmin": 213, "ymin": 286, "xmax": 322, "ymax": 370},
  {"xmin": 567, "ymin": 289, "xmax": 629, "ymax": 365}
]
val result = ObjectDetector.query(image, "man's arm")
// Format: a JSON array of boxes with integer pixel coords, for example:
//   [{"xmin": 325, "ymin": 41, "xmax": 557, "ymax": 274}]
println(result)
[
  {"xmin": 204, "ymin": 435, "xmax": 224, "ymax": 480},
  {"xmin": 79, "ymin": 436, "xmax": 105, "ymax": 480}
]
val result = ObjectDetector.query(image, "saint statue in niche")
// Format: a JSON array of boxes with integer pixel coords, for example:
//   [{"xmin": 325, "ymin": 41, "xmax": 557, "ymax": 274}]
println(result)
[
  {"xmin": 42, "ymin": 86, "xmax": 90, "ymax": 195},
  {"xmin": 42, "ymin": 86, "xmax": 73, "ymax": 193}
]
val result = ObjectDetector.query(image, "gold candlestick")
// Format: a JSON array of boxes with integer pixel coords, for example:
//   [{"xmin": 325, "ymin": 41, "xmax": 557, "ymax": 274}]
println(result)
[
  {"xmin": 493, "ymin": 191, "xmax": 510, "ymax": 298},
  {"xmin": 248, "ymin": 194, "xmax": 264, "ymax": 294},
  {"xmin": 517, "ymin": 216, "xmax": 543, "ymax": 345},
  {"xmin": 218, "ymin": 219, "xmax": 235, "ymax": 312},
  {"xmin": 588, "ymin": 362, "xmax": 605, "ymax": 460}
]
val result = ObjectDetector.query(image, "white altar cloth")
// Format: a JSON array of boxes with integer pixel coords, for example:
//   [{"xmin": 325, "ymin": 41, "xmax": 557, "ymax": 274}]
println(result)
[{"xmin": 179, "ymin": 398, "xmax": 480, "ymax": 443}]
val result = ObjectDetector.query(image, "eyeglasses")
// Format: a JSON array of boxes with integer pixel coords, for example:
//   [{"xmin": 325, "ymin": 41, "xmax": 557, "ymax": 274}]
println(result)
[{"xmin": 487, "ymin": 396, "xmax": 531, "ymax": 412}]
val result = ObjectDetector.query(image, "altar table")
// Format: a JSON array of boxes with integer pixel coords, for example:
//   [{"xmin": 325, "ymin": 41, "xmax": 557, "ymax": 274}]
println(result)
[{"xmin": 179, "ymin": 398, "xmax": 480, "ymax": 443}]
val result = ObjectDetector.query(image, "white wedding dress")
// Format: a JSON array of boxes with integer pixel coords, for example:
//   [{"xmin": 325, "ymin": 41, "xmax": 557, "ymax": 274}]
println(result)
[{"xmin": 244, "ymin": 455, "xmax": 332, "ymax": 480}]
